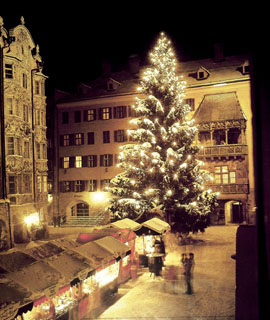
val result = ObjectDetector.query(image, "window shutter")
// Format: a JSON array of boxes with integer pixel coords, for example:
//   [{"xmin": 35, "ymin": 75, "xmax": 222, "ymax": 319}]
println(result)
[
  {"xmin": 98, "ymin": 108, "xmax": 103, "ymax": 120},
  {"xmin": 94, "ymin": 180, "xmax": 97, "ymax": 191},
  {"xmin": 100, "ymin": 155, "xmax": 104, "ymax": 167},
  {"xmin": 109, "ymin": 107, "xmax": 112, "ymax": 119},
  {"xmin": 59, "ymin": 157, "xmax": 63, "ymax": 168},
  {"xmin": 70, "ymin": 181, "xmax": 75, "ymax": 192},
  {"xmin": 82, "ymin": 156, "xmax": 87, "ymax": 167},
  {"xmin": 123, "ymin": 106, "xmax": 127, "ymax": 118},
  {"xmin": 124, "ymin": 130, "xmax": 128, "ymax": 141},
  {"xmin": 109, "ymin": 154, "xmax": 113, "ymax": 166},
  {"xmin": 94, "ymin": 155, "xmax": 97, "ymax": 167},
  {"xmin": 81, "ymin": 133, "xmax": 84, "ymax": 145},
  {"xmin": 114, "ymin": 130, "xmax": 117, "ymax": 142},
  {"xmin": 83, "ymin": 110, "xmax": 88, "ymax": 121},
  {"xmin": 70, "ymin": 156, "xmax": 75, "ymax": 168},
  {"xmin": 70, "ymin": 134, "xmax": 75, "ymax": 146},
  {"xmin": 113, "ymin": 107, "xmax": 117, "ymax": 118}
]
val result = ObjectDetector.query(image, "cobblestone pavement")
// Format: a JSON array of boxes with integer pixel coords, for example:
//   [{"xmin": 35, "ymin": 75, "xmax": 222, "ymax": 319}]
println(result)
[{"xmin": 90, "ymin": 225, "xmax": 238, "ymax": 320}]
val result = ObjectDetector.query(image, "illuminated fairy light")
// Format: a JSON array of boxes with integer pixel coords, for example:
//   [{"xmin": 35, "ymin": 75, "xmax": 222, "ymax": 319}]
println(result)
[{"xmin": 24, "ymin": 213, "xmax": 40, "ymax": 226}]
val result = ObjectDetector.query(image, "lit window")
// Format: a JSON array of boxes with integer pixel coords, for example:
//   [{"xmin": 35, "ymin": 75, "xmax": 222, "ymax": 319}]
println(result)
[
  {"xmin": 100, "ymin": 154, "xmax": 113, "ymax": 167},
  {"xmin": 87, "ymin": 109, "xmax": 96, "ymax": 121},
  {"xmin": 37, "ymin": 175, "xmax": 42, "ymax": 192},
  {"xmin": 64, "ymin": 157, "xmax": 69, "ymax": 169},
  {"xmin": 230, "ymin": 172, "xmax": 236, "ymax": 184},
  {"xmin": 89, "ymin": 180, "xmax": 97, "ymax": 192},
  {"xmin": 63, "ymin": 135, "xmax": 70, "ymax": 146},
  {"xmin": 63, "ymin": 181, "xmax": 70, "ymax": 192},
  {"xmin": 214, "ymin": 166, "xmax": 236, "ymax": 184},
  {"xmin": 75, "ymin": 156, "xmax": 82, "ymax": 168},
  {"xmin": 43, "ymin": 176, "xmax": 47, "ymax": 192},
  {"xmin": 7, "ymin": 98, "xmax": 13, "ymax": 115},
  {"xmin": 7, "ymin": 137, "xmax": 15, "ymax": 155},
  {"xmin": 102, "ymin": 107, "xmax": 110, "ymax": 120},
  {"xmin": 75, "ymin": 133, "xmax": 83, "ymax": 145},
  {"xmin": 75, "ymin": 181, "xmax": 84, "ymax": 192}
]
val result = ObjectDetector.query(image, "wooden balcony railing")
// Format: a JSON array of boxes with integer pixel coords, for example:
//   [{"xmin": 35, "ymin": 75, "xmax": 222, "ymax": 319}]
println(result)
[{"xmin": 198, "ymin": 144, "xmax": 248, "ymax": 158}]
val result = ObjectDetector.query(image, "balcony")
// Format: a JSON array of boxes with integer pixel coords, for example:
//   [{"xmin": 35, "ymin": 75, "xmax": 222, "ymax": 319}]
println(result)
[
  {"xmin": 198, "ymin": 144, "xmax": 248, "ymax": 159},
  {"xmin": 209, "ymin": 183, "xmax": 249, "ymax": 194}
]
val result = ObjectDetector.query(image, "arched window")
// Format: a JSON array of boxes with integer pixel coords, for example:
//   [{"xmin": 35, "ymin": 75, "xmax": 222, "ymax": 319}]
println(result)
[{"xmin": 71, "ymin": 203, "xmax": 89, "ymax": 217}]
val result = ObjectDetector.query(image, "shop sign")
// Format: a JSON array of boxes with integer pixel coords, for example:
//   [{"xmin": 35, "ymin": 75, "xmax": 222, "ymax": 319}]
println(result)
[{"xmin": 44, "ymin": 284, "xmax": 58, "ymax": 298}]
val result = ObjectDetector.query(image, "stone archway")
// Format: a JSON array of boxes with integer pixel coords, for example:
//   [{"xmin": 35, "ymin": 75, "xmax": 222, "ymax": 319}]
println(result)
[
  {"xmin": 224, "ymin": 200, "xmax": 244, "ymax": 224},
  {"xmin": 0, "ymin": 220, "xmax": 8, "ymax": 250},
  {"xmin": 66, "ymin": 200, "xmax": 91, "ymax": 219}
]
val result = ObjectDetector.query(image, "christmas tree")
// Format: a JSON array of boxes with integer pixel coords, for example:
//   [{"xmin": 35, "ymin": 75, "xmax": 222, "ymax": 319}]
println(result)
[{"xmin": 108, "ymin": 32, "xmax": 217, "ymax": 233}]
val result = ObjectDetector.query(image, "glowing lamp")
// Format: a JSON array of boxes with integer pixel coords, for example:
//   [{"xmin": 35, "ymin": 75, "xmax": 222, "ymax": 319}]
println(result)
[
  {"xmin": 24, "ymin": 213, "xmax": 39, "ymax": 226},
  {"xmin": 92, "ymin": 192, "xmax": 105, "ymax": 202}
]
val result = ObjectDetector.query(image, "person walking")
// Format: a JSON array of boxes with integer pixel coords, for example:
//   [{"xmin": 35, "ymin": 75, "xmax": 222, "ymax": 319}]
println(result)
[{"xmin": 185, "ymin": 253, "xmax": 195, "ymax": 294}]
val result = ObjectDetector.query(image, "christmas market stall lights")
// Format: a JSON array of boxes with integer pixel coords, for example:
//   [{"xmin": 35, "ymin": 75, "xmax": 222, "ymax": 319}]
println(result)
[{"xmin": 0, "ymin": 236, "xmax": 131, "ymax": 320}]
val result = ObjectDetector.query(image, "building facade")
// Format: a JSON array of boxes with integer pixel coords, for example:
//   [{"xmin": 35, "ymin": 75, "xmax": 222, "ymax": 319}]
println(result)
[
  {"xmin": 0, "ymin": 17, "xmax": 48, "ymax": 248},
  {"xmin": 51, "ymin": 50, "xmax": 254, "ymax": 226}
]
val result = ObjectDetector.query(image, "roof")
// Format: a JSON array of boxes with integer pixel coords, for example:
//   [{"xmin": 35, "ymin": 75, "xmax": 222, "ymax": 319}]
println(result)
[
  {"xmin": 136, "ymin": 218, "xmax": 170, "ymax": 235},
  {"xmin": 94, "ymin": 236, "xmax": 130, "ymax": 259},
  {"xmin": 5, "ymin": 261, "xmax": 62, "ymax": 299},
  {"xmin": 71, "ymin": 241, "xmax": 115, "ymax": 270},
  {"xmin": 0, "ymin": 251, "xmax": 37, "ymax": 273},
  {"xmin": 110, "ymin": 218, "xmax": 141, "ymax": 231},
  {"xmin": 24, "ymin": 242, "xmax": 64, "ymax": 260},
  {"xmin": 193, "ymin": 92, "xmax": 247, "ymax": 123},
  {"xmin": 56, "ymin": 55, "xmax": 249, "ymax": 103},
  {"xmin": 44, "ymin": 251, "xmax": 91, "ymax": 282}
]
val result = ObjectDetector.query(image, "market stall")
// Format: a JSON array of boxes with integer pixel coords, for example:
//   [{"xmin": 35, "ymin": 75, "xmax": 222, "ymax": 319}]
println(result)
[
  {"xmin": 135, "ymin": 218, "xmax": 170, "ymax": 267},
  {"xmin": 110, "ymin": 218, "xmax": 141, "ymax": 231}
]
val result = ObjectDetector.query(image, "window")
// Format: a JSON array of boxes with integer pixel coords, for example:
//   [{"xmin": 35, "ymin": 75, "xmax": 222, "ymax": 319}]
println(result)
[
  {"xmin": 87, "ymin": 132, "xmax": 95, "ymax": 145},
  {"xmin": 76, "ymin": 203, "xmax": 89, "ymax": 216},
  {"xmin": 114, "ymin": 106, "xmax": 127, "ymax": 118},
  {"xmin": 43, "ymin": 176, "xmax": 47, "ymax": 193},
  {"xmin": 199, "ymin": 71, "xmax": 205, "ymax": 79},
  {"xmin": 103, "ymin": 131, "xmax": 110, "ymax": 143},
  {"xmin": 75, "ymin": 156, "xmax": 82, "ymax": 168},
  {"xmin": 22, "ymin": 73, "xmax": 27, "ymax": 88},
  {"xmin": 214, "ymin": 166, "xmax": 236, "ymax": 184},
  {"xmin": 36, "ymin": 143, "xmax": 41, "ymax": 159},
  {"xmin": 24, "ymin": 175, "xmax": 31, "ymax": 193},
  {"xmin": 74, "ymin": 110, "xmax": 81, "ymax": 123},
  {"xmin": 62, "ymin": 112, "xmax": 69, "ymax": 124},
  {"xmin": 35, "ymin": 81, "xmax": 40, "ymax": 95},
  {"xmin": 63, "ymin": 135, "xmax": 70, "ymax": 146},
  {"xmin": 75, "ymin": 180, "xmax": 84, "ymax": 192},
  {"xmin": 8, "ymin": 176, "xmax": 16, "ymax": 194},
  {"xmin": 99, "ymin": 107, "xmax": 111, "ymax": 120},
  {"xmin": 24, "ymin": 141, "xmax": 30, "ymax": 158},
  {"xmin": 100, "ymin": 154, "xmax": 113, "ymax": 167},
  {"xmin": 114, "ymin": 130, "xmax": 127, "ymax": 142},
  {"xmin": 62, "ymin": 181, "xmax": 71, "ymax": 192},
  {"xmin": 89, "ymin": 180, "xmax": 97, "ymax": 192},
  {"xmin": 36, "ymin": 110, "xmax": 40, "ymax": 125},
  {"xmin": 75, "ymin": 133, "xmax": 83, "ymax": 145},
  {"xmin": 63, "ymin": 157, "xmax": 70, "ymax": 169},
  {"xmin": 16, "ymin": 138, "xmax": 21, "ymax": 155},
  {"xmin": 23, "ymin": 105, "xmax": 29, "ymax": 121},
  {"xmin": 5, "ymin": 64, "xmax": 13, "ymax": 79},
  {"xmin": 84, "ymin": 109, "xmax": 96, "ymax": 121},
  {"xmin": 184, "ymin": 98, "xmax": 195, "ymax": 111},
  {"xmin": 87, "ymin": 155, "xmax": 97, "ymax": 167},
  {"xmin": 7, "ymin": 137, "xmax": 14, "ymax": 155},
  {"xmin": 7, "ymin": 98, "xmax": 13, "ymax": 115},
  {"xmin": 101, "ymin": 179, "xmax": 111, "ymax": 191}
]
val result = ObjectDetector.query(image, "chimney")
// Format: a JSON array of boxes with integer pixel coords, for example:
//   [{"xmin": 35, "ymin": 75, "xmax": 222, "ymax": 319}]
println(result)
[
  {"xmin": 213, "ymin": 43, "xmax": 225, "ymax": 62},
  {"xmin": 128, "ymin": 54, "xmax": 140, "ymax": 74},
  {"xmin": 101, "ymin": 60, "xmax": 111, "ymax": 77}
]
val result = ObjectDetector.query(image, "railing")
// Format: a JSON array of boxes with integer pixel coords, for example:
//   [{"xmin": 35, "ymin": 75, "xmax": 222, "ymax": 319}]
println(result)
[
  {"xmin": 63, "ymin": 214, "xmax": 105, "ymax": 227},
  {"xmin": 198, "ymin": 144, "xmax": 248, "ymax": 157},
  {"xmin": 208, "ymin": 183, "xmax": 249, "ymax": 194}
]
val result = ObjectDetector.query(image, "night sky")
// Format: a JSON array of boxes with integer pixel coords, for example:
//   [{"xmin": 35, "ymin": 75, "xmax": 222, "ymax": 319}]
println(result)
[{"xmin": 1, "ymin": 4, "xmax": 254, "ymax": 94}]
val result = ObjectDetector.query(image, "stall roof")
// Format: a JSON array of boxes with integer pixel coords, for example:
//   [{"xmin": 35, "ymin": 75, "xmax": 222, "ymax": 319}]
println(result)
[
  {"xmin": 50, "ymin": 238, "xmax": 82, "ymax": 250},
  {"xmin": 5, "ymin": 261, "xmax": 62, "ymax": 299},
  {"xmin": 71, "ymin": 241, "xmax": 115, "ymax": 270},
  {"xmin": 94, "ymin": 236, "xmax": 130, "ymax": 259},
  {"xmin": 0, "ymin": 251, "xmax": 37, "ymax": 273},
  {"xmin": 110, "ymin": 218, "xmax": 141, "ymax": 231},
  {"xmin": 24, "ymin": 242, "xmax": 64, "ymax": 260},
  {"xmin": 45, "ymin": 251, "xmax": 91, "ymax": 282},
  {"xmin": 136, "ymin": 218, "xmax": 170, "ymax": 235}
]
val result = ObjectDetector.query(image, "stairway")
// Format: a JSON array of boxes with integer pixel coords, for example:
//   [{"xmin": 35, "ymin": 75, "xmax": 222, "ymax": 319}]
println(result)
[{"xmin": 62, "ymin": 214, "xmax": 105, "ymax": 227}]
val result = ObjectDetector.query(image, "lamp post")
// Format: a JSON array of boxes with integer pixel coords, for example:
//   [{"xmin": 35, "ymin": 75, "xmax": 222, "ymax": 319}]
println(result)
[{"xmin": 0, "ymin": 17, "xmax": 15, "ymax": 248}]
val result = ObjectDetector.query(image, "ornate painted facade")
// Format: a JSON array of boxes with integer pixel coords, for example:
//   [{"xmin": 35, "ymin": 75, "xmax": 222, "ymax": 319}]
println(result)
[{"xmin": 0, "ymin": 17, "xmax": 48, "ymax": 248}]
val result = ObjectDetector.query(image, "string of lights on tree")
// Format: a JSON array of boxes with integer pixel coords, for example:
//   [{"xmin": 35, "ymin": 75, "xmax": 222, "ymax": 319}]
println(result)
[{"xmin": 107, "ymin": 32, "xmax": 218, "ymax": 233}]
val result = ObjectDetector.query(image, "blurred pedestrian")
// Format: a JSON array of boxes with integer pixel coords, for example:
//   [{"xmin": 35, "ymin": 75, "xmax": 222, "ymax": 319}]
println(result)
[
  {"xmin": 181, "ymin": 253, "xmax": 188, "ymax": 275},
  {"xmin": 185, "ymin": 253, "xmax": 195, "ymax": 294}
]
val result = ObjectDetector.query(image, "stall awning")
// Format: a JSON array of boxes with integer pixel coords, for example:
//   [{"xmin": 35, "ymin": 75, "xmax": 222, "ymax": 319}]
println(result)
[
  {"xmin": 0, "ymin": 250, "xmax": 37, "ymax": 273},
  {"xmin": 94, "ymin": 236, "xmax": 131, "ymax": 259},
  {"xmin": 71, "ymin": 241, "xmax": 115, "ymax": 270},
  {"xmin": 110, "ymin": 218, "xmax": 141, "ymax": 231},
  {"xmin": 44, "ymin": 251, "xmax": 92, "ymax": 282},
  {"xmin": 24, "ymin": 242, "xmax": 64, "ymax": 260},
  {"xmin": 5, "ymin": 260, "xmax": 62, "ymax": 300},
  {"xmin": 50, "ymin": 238, "xmax": 82, "ymax": 250},
  {"xmin": 136, "ymin": 218, "xmax": 170, "ymax": 235}
]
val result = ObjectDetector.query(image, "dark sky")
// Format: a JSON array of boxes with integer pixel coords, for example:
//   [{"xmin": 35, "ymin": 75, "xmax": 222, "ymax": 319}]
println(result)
[{"xmin": 1, "ymin": 4, "xmax": 253, "ymax": 94}]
